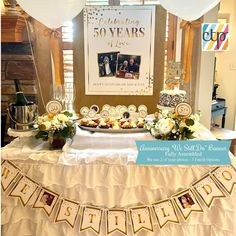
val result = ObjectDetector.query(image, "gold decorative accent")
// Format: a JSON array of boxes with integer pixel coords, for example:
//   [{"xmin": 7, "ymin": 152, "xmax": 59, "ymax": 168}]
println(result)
[{"xmin": 165, "ymin": 61, "xmax": 185, "ymax": 89}]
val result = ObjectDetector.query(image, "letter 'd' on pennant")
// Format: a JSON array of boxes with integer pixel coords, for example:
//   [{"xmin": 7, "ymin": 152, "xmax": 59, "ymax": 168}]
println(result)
[
  {"xmin": 152, "ymin": 199, "xmax": 180, "ymax": 228},
  {"xmin": 1, "ymin": 160, "xmax": 21, "ymax": 192},
  {"xmin": 211, "ymin": 165, "xmax": 236, "ymax": 194},
  {"xmin": 130, "ymin": 206, "xmax": 153, "ymax": 234},
  {"xmin": 80, "ymin": 206, "xmax": 103, "ymax": 234},
  {"xmin": 192, "ymin": 174, "xmax": 226, "ymax": 208}
]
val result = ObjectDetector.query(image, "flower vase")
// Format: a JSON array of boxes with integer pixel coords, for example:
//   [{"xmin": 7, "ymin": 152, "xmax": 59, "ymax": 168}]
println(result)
[{"xmin": 49, "ymin": 136, "xmax": 66, "ymax": 150}]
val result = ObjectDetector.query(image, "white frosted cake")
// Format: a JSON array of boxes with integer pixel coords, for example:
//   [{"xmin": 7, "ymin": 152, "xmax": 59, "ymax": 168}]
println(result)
[{"xmin": 159, "ymin": 88, "xmax": 186, "ymax": 108}]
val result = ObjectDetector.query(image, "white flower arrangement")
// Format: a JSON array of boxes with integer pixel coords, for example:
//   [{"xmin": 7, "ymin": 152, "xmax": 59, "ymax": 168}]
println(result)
[
  {"xmin": 35, "ymin": 112, "xmax": 75, "ymax": 141},
  {"xmin": 145, "ymin": 110, "xmax": 201, "ymax": 140}
]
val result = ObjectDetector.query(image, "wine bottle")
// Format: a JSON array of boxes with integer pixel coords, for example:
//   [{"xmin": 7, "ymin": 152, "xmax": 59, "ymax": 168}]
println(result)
[{"xmin": 14, "ymin": 79, "xmax": 29, "ymax": 106}]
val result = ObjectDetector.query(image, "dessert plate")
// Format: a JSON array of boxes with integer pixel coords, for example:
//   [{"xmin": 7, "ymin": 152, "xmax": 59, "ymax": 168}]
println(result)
[{"xmin": 78, "ymin": 125, "xmax": 147, "ymax": 133}]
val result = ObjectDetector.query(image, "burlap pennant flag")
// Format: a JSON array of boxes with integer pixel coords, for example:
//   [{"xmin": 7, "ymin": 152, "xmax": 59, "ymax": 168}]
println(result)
[
  {"xmin": 55, "ymin": 198, "xmax": 80, "ymax": 228},
  {"xmin": 80, "ymin": 206, "xmax": 103, "ymax": 234},
  {"xmin": 106, "ymin": 209, "xmax": 128, "ymax": 235},
  {"xmin": 129, "ymin": 206, "xmax": 153, "ymax": 234},
  {"xmin": 8, "ymin": 174, "xmax": 39, "ymax": 206},
  {"xmin": 152, "ymin": 199, "xmax": 180, "ymax": 229},
  {"xmin": 192, "ymin": 174, "xmax": 226, "ymax": 208},
  {"xmin": 1, "ymin": 160, "xmax": 21, "ymax": 192},
  {"xmin": 211, "ymin": 165, "xmax": 236, "ymax": 194},
  {"xmin": 172, "ymin": 189, "xmax": 203, "ymax": 221},
  {"xmin": 33, "ymin": 187, "xmax": 59, "ymax": 216}
]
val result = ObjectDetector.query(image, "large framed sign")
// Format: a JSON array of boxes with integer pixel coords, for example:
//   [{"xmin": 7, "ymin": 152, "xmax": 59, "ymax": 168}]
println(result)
[{"xmin": 84, "ymin": 6, "xmax": 155, "ymax": 95}]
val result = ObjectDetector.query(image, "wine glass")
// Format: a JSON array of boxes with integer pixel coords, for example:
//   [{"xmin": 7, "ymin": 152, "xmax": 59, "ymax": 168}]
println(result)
[
  {"xmin": 53, "ymin": 85, "xmax": 63, "ymax": 101},
  {"xmin": 64, "ymin": 82, "xmax": 76, "ymax": 112}
]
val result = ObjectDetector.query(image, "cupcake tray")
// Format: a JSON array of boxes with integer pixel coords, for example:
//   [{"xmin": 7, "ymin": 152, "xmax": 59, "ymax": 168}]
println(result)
[{"xmin": 78, "ymin": 125, "xmax": 147, "ymax": 133}]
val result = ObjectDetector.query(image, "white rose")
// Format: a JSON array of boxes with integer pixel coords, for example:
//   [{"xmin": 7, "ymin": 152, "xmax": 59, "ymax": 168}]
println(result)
[
  {"xmin": 161, "ymin": 109, "xmax": 170, "ymax": 118},
  {"xmin": 190, "ymin": 114, "xmax": 200, "ymax": 122},
  {"xmin": 151, "ymin": 128, "xmax": 159, "ymax": 136},
  {"xmin": 42, "ymin": 116, "xmax": 49, "ymax": 122},
  {"xmin": 57, "ymin": 114, "xmax": 69, "ymax": 122},
  {"xmin": 145, "ymin": 122, "xmax": 152, "ymax": 130},
  {"xmin": 157, "ymin": 118, "xmax": 175, "ymax": 135},
  {"xmin": 189, "ymin": 121, "xmax": 201, "ymax": 132},
  {"xmin": 39, "ymin": 121, "xmax": 51, "ymax": 131}
]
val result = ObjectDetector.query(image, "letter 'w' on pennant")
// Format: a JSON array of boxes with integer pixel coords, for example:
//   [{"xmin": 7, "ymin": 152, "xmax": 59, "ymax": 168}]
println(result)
[
  {"xmin": 80, "ymin": 206, "xmax": 103, "ymax": 234},
  {"xmin": 55, "ymin": 198, "xmax": 80, "ymax": 229},
  {"xmin": 1, "ymin": 160, "xmax": 21, "ymax": 192},
  {"xmin": 152, "ymin": 199, "xmax": 180, "ymax": 229},
  {"xmin": 172, "ymin": 189, "xmax": 203, "ymax": 221},
  {"xmin": 192, "ymin": 174, "xmax": 226, "ymax": 208},
  {"xmin": 129, "ymin": 206, "xmax": 153, "ymax": 234},
  {"xmin": 106, "ymin": 209, "xmax": 128, "ymax": 235},
  {"xmin": 211, "ymin": 165, "xmax": 236, "ymax": 195},
  {"xmin": 33, "ymin": 187, "xmax": 59, "ymax": 216},
  {"xmin": 8, "ymin": 174, "xmax": 39, "ymax": 206}
]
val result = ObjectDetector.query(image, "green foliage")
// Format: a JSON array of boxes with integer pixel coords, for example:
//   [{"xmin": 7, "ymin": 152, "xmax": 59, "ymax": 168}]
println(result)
[
  {"xmin": 185, "ymin": 119, "xmax": 195, "ymax": 126},
  {"xmin": 35, "ymin": 131, "xmax": 49, "ymax": 141},
  {"xmin": 63, "ymin": 111, "xmax": 73, "ymax": 117}
]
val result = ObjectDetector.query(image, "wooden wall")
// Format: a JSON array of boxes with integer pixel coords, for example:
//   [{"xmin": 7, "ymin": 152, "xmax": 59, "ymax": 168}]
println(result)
[{"xmin": 73, "ymin": 6, "xmax": 166, "ymax": 114}]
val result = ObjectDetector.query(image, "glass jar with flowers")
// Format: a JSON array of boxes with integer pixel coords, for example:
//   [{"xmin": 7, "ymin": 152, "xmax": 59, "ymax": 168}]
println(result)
[{"xmin": 34, "ymin": 111, "xmax": 75, "ymax": 150}]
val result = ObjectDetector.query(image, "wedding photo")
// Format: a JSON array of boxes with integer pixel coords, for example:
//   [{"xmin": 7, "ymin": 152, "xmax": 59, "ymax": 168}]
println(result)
[
  {"xmin": 116, "ymin": 54, "xmax": 141, "ymax": 79},
  {"xmin": 40, "ymin": 191, "xmax": 55, "ymax": 207},
  {"xmin": 178, "ymin": 193, "xmax": 195, "ymax": 209},
  {"xmin": 97, "ymin": 52, "xmax": 119, "ymax": 77}
]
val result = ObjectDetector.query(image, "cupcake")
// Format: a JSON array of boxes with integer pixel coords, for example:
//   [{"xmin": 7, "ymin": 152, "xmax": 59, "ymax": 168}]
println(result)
[
  {"xmin": 121, "ymin": 121, "xmax": 132, "ymax": 129},
  {"xmin": 137, "ymin": 118, "xmax": 145, "ymax": 128},
  {"xmin": 112, "ymin": 121, "xmax": 120, "ymax": 130},
  {"xmin": 80, "ymin": 118, "xmax": 89, "ymax": 126},
  {"xmin": 92, "ymin": 117, "xmax": 100, "ymax": 124},
  {"xmin": 87, "ymin": 120, "xmax": 98, "ymax": 128},
  {"xmin": 130, "ymin": 121, "xmax": 137, "ymax": 128},
  {"xmin": 108, "ymin": 118, "xmax": 116, "ymax": 126},
  {"xmin": 99, "ymin": 119, "xmax": 110, "ymax": 129},
  {"xmin": 119, "ymin": 118, "xmax": 128, "ymax": 126}
]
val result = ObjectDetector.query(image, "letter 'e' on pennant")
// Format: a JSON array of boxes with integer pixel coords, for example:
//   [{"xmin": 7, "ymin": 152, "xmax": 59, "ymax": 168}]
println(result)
[
  {"xmin": 129, "ymin": 206, "xmax": 153, "ymax": 234},
  {"xmin": 55, "ymin": 198, "xmax": 80, "ymax": 228},
  {"xmin": 192, "ymin": 174, "xmax": 226, "ymax": 208},
  {"xmin": 152, "ymin": 199, "xmax": 180, "ymax": 229},
  {"xmin": 1, "ymin": 160, "xmax": 21, "ymax": 192},
  {"xmin": 33, "ymin": 187, "xmax": 59, "ymax": 216},
  {"xmin": 211, "ymin": 165, "xmax": 236, "ymax": 195},
  {"xmin": 8, "ymin": 174, "xmax": 39, "ymax": 206},
  {"xmin": 106, "ymin": 209, "xmax": 128, "ymax": 235},
  {"xmin": 172, "ymin": 189, "xmax": 203, "ymax": 221},
  {"xmin": 80, "ymin": 206, "xmax": 103, "ymax": 234}
]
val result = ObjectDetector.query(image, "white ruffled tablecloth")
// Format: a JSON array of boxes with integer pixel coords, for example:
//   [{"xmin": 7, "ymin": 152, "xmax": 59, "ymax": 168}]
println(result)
[{"xmin": 1, "ymin": 124, "xmax": 236, "ymax": 236}]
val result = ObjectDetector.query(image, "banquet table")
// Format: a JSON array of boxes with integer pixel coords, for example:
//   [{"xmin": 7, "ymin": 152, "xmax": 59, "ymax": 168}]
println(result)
[{"xmin": 1, "ymin": 125, "xmax": 236, "ymax": 236}]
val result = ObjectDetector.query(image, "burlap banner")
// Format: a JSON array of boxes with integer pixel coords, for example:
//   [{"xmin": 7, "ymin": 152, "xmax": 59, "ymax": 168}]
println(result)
[{"xmin": 1, "ymin": 160, "xmax": 236, "ymax": 235}]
